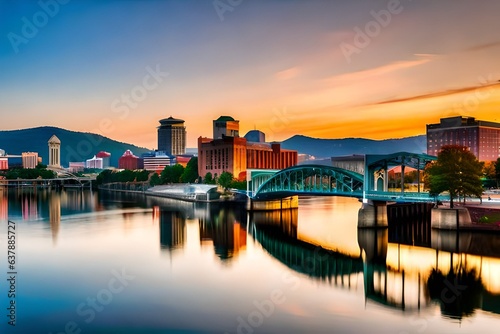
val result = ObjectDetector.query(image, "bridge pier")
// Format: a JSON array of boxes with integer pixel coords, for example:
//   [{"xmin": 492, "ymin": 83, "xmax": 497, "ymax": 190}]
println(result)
[
  {"xmin": 358, "ymin": 201, "xmax": 388, "ymax": 228},
  {"xmin": 247, "ymin": 196, "xmax": 299, "ymax": 211},
  {"xmin": 431, "ymin": 207, "xmax": 472, "ymax": 229}
]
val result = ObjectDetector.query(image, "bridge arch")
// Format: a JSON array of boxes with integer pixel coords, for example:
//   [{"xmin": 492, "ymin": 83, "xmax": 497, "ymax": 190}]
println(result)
[{"xmin": 254, "ymin": 165, "xmax": 364, "ymax": 199}]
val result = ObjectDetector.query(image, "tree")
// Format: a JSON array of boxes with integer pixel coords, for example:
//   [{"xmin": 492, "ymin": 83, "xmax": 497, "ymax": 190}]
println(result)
[
  {"xmin": 181, "ymin": 157, "xmax": 199, "ymax": 183},
  {"xmin": 495, "ymin": 158, "xmax": 500, "ymax": 188},
  {"xmin": 218, "ymin": 171, "xmax": 234, "ymax": 190},
  {"xmin": 203, "ymin": 172, "xmax": 215, "ymax": 184},
  {"xmin": 161, "ymin": 164, "xmax": 184, "ymax": 183},
  {"xmin": 425, "ymin": 145, "xmax": 483, "ymax": 208},
  {"xmin": 149, "ymin": 173, "xmax": 161, "ymax": 186}
]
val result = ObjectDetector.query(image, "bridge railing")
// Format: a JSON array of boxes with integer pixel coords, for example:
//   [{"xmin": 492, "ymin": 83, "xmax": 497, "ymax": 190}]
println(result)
[{"xmin": 364, "ymin": 191, "xmax": 448, "ymax": 202}]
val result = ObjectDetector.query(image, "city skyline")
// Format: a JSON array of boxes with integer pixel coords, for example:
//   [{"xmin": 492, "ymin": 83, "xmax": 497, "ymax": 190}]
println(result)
[{"xmin": 2, "ymin": 0, "xmax": 500, "ymax": 148}]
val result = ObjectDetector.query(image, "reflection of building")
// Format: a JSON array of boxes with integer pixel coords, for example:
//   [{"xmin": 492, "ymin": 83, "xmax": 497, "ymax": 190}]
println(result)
[
  {"xmin": 48, "ymin": 135, "xmax": 61, "ymax": 167},
  {"xmin": 427, "ymin": 116, "xmax": 500, "ymax": 161},
  {"xmin": 86, "ymin": 155, "xmax": 103, "ymax": 169},
  {"xmin": 22, "ymin": 191, "xmax": 38, "ymax": 220},
  {"xmin": 22, "ymin": 152, "xmax": 38, "ymax": 169},
  {"xmin": 199, "ymin": 207, "xmax": 247, "ymax": 261},
  {"xmin": 118, "ymin": 150, "xmax": 139, "ymax": 170},
  {"xmin": 96, "ymin": 151, "xmax": 111, "ymax": 168},
  {"xmin": 49, "ymin": 192, "xmax": 61, "ymax": 244},
  {"xmin": 157, "ymin": 116, "xmax": 186, "ymax": 156},
  {"xmin": 159, "ymin": 210, "xmax": 186, "ymax": 250},
  {"xmin": 198, "ymin": 116, "xmax": 298, "ymax": 180}
]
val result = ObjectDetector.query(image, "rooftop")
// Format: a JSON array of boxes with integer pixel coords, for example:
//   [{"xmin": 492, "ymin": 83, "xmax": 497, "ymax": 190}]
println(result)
[
  {"xmin": 215, "ymin": 116, "xmax": 236, "ymax": 122},
  {"xmin": 159, "ymin": 116, "xmax": 185, "ymax": 125}
]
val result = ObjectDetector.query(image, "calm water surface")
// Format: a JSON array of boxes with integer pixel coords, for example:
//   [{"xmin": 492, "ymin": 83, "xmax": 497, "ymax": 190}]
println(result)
[{"xmin": 1, "ymin": 188, "xmax": 500, "ymax": 334}]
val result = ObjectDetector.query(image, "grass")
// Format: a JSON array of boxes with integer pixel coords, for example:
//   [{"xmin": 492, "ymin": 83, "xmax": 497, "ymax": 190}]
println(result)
[{"xmin": 478, "ymin": 212, "xmax": 500, "ymax": 224}]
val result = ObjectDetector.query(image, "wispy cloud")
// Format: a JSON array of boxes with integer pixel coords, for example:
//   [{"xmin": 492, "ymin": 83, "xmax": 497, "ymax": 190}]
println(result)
[
  {"xmin": 374, "ymin": 82, "xmax": 500, "ymax": 105},
  {"xmin": 274, "ymin": 67, "xmax": 300, "ymax": 81},
  {"xmin": 325, "ymin": 57, "xmax": 432, "ymax": 85}
]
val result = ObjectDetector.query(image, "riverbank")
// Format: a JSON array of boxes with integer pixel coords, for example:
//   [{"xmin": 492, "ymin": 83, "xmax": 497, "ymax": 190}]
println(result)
[{"xmin": 99, "ymin": 183, "xmax": 247, "ymax": 203}]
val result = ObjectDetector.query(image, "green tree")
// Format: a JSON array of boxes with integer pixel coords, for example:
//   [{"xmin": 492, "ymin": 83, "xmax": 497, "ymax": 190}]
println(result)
[
  {"xmin": 218, "ymin": 171, "xmax": 234, "ymax": 190},
  {"xmin": 161, "ymin": 164, "xmax": 184, "ymax": 183},
  {"xmin": 181, "ymin": 157, "xmax": 199, "ymax": 183},
  {"xmin": 203, "ymin": 172, "xmax": 214, "ymax": 184},
  {"xmin": 495, "ymin": 158, "xmax": 500, "ymax": 188},
  {"xmin": 425, "ymin": 145, "xmax": 483, "ymax": 208},
  {"xmin": 149, "ymin": 173, "xmax": 161, "ymax": 186},
  {"xmin": 171, "ymin": 164, "xmax": 184, "ymax": 183}
]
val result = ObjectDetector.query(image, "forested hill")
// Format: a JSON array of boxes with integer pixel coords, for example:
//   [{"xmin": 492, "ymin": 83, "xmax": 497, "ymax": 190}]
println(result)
[{"xmin": 280, "ymin": 134, "xmax": 427, "ymax": 158}]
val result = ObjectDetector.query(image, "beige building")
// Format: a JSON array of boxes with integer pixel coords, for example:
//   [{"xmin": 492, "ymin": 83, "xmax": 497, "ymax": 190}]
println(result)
[
  {"xmin": 48, "ymin": 135, "xmax": 61, "ymax": 167},
  {"xmin": 22, "ymin": 152, "xmax": 39, "ymax": 169}
]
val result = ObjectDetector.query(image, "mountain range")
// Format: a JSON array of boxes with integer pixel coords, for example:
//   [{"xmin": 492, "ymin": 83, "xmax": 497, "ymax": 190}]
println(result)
[
  {"xmin": 281, "ymin": 134, "xmax": 427, "ymax": 159},
  {"xmin": 0, "ymin": 126, "xmax": 428, "ymax": 167}
]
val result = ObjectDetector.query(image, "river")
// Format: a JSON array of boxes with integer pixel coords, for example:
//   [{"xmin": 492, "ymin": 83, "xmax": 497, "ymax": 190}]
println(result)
[{"xmin": 1, "ymin": 188, "xmax": 500, "ymax": 333}]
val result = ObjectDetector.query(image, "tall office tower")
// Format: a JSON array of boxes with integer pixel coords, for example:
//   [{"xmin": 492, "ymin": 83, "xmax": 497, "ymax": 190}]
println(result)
[{"xmin": 157, "ymin": 116, "xmax": 186, "ymax": 155}]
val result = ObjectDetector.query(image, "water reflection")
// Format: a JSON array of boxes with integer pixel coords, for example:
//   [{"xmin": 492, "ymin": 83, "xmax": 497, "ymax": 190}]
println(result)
[
  {"xmin": 251, "ymin": 208, "xmax": 364, "ymax": 288},
  {"xmin": 159, "ymin": 210, "xmax": 186, "ymax": 251},
  {"xmin": 49, "ymin": 190, "xmax": 61, "ymax": 244},
  {"xmin": 4, "ymin": 189, "xmax": 500, "ymax": 331},
  {"xmin": 199, "ymin": 206, "xmax": 247, "ymax": 261}
]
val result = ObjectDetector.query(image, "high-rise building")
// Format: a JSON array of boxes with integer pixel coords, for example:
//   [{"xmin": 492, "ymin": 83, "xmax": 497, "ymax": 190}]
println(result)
[
  {"xmin": 427, "ymin": 116, "xmax": 500, "ymax": 161},
  {"xmin": 22, "ymin": 152, "xmax": 38, "ymax": 169},
  {"xmin": 198, "ymin": 116, "xmax": 298, "ymax": 180},
  {"xmin": 48, "ymin": 135, "xmax": 61, "ymax": 168},
  {"xmin": 157, "ymin": 116, "xmax": 186, "ymax": 156},
  {"xmin": 213, "ymin": 116, "xmax": 239, "ymax": 139}
]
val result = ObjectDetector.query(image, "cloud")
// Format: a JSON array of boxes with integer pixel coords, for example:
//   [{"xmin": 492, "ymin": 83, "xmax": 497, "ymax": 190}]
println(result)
[
  {"xmin": 463, "ymin": 41, "xmax": 500, "ymax": 53},
  {"xmin": 274, "ymin": 67, "xmax": 300, "ymax": 81},
  {"xmin": 374, "ymin": 82, "xmax": 500, "ymax": 105},
  {"xmin": 325, "ymin": 57, "xmax": 432, "ymax": 85}
]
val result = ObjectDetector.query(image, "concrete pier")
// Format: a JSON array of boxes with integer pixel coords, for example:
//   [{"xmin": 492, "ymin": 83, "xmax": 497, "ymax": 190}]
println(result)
[
  {"xmin": 431, "ymin": 207, "xmax": 472, "ymax": 230},
  {"xmin": 358, "ymin": 201, "xmax": 388, "ymax": 228}
]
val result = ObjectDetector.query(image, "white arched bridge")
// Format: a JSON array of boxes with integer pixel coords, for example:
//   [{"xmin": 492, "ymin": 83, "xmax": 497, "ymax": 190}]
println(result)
[{"xmin": 246, "ymin": 152, "xmax": 439, "ymax": 203}]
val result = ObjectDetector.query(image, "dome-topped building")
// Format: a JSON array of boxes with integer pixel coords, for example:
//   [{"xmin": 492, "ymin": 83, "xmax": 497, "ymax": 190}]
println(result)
[{"xmin": 157, "ymin": 116, "xmax": 186, "ymax": 155}]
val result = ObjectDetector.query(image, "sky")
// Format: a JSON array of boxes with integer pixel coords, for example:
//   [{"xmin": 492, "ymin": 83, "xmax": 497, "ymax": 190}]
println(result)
[{"xmin": 1, "ymin": 0, "xmax": 500, "ymax": 149}]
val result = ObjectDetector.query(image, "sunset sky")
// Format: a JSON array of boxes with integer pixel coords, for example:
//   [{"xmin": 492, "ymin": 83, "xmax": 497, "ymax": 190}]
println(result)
[{"xmin": 1, "ymin": 0, "xmax": 500, "ymax": 148}]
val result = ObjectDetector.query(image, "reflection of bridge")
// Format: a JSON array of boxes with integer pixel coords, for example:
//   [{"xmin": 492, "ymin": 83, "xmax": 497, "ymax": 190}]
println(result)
[{"xmin": 247, "ymin": 152, "xmax": 438, "ymax": 203}]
